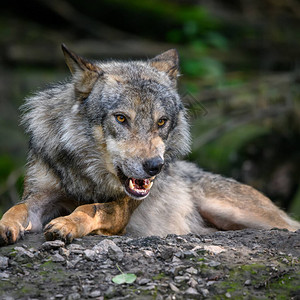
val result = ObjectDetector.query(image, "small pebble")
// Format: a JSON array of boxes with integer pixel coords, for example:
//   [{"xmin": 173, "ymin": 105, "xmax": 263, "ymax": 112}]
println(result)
[
  {"xmin": 244, "ymin": 279, "xmax": 251, "ymax": 286},
  {"xmin": 89, "ymin": 290, "xmax": 101, "ymax": 298},
  {"xmin": 52, "ymin": 253, "xmax": 65, "ymax": 262},
  {"xmin": 137, "ymin": 278, "xmax": 151, "ymax": 285},
  {"xmin": 186, "ymin": 267, "xmax": 198, "ymax": 275},
  {"xmin": 40, "ymin": 240, "xmax": 65, "ymax": 250},
  {"xmin": 185, "ymin": 287, "xmax": 199, "ymax": 295},
  {"xmin": 169, "ymin": 282, "xmax": 180, "ymax": 293},
  {"xmin": 67, "ymin": 293, "xmax": 81, "ymax": 300},
  {"xmin": 84, "ymin": 249, "xmax": 96, "ymax": 261},
  {"xmin": 200, "ymin": 288, "xmax": 209, "ymax": 297},
  {"xmin": 0, "ymin": 256, "xmax": 9, "ymax": 269},
  {"xmin": 208, "ymin": 261, "xmax": 221, "ymax": 267}
]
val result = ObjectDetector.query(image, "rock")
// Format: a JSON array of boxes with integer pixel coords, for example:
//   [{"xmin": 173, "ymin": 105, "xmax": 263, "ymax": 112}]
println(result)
[
  {"xmin": 1, "ymin": 296, "xmax": 14, "ymax": 300},
  {"xmin": 40, "ymin": 240, "xmax": 65, "ymax": 250},
  {"xmin": 203, "ymin": 245, "xmax": 226, "ymax": 254},
  {"xmin": 107, "ymin": 246, "xmax": 124, "ymax": 261},
  {"xmin": 282, "ymin": 258, "xmax": 289, "ymax": 264},
  {"xmin": 174, "ymin": 276, "xmax": 189, "ymax": 283},
  {"xmin": 14, "ymin": 246, "xmax": 34, "ymax": 257},
  {"xmin": 140, "ymin": 284, "xmax": 156, "ymax": 290},
  {"xmin": 14, "ymin": 246, "xmax": 34, "ymax": 262},
  {"xmin": 137, "ymin": 278, "xmax": 151, "ymax": 285},
  {"xmin": 188, "ymin": 277, "xmax": 198, "ymax": 287},
  {"xmin": 55, "ymin": 294, "xmax": 64, "ymax": 298},
  {"xmin": 89, "ymin": 290, "xmax": 101, "ymax": 297},
  {"xmin": 206, "ymin": 280, "xmax": 216, "ymax": 287},
  {"xmin": 208, "ymin": 261, "xmax": 221, "ymax": 267},
  {"xmin": 66, "ymin": 260, "xmax": 75, "ymax": 269},
  {"xmin": 67, "ymin": 293, "xmax": 81, "ymax": 300},
  {"xmin": 182, "ymin": 250, "xmax": 196, "ymax": 258},
  {"xmin": 172, "ymin": 256, "xmax": 181, "ymax": 263},
  {"xmin": 59, "ymin": 247, "xmax": 70, "ymax": 257},
  {"xmin": 0, "ymin": 272, "xmax": 9, "ymax": 279},
  {"xmin": 93, "ymin": 239, "xmax": 124, "ymax": 261},
  {"xmin": 169, "ymin": 265, "xmax": 185, "ymax": 276},
  {"xmin": 159, "ymin": 247, "xmax": 174, "ymax": 260},
  {"xmin": 84, "ymin": 249, "xmax": 96, "ymax": 261},
  {"xmin": 190, "ymin": 237, "xmax": 201, "ymax": 243},
  {"xmin": 169, "ymin": 282, "xmax": 180, "ymax": 293},
  {"xmin": 173, "ymin": 251, "xmax": 184, "ymax": 258},
  {"xmin": 104, "ymin": 286, "xmax": 117, "ymax": 298},
  {"xmin": 200, "ymin": 288, "xmax": 209, "ymax": 297},
  {"xmin": 186, "ymin": 267, "xmax": 198, "ymax": 275},
  {"xmin": 0, "ymin": 255, "xmax": 9, "ymax": 269},
  {"xmin": 185, "ymin": 287, "xmax": 199, "ymax": 295},
  {"xmin": 52, "ymin": 253, "xmax": 65, "ymax": 262},
  {"xmin": 143, "ymin": 250, "xmax": 154, "ymax": 257},
  {"xmin": 244, "ymin": 279, "xmax": 252, "ymax": 286},
  {"xmin": 68, "ymin": 244, "xmax": 84, "ymax": 254}
]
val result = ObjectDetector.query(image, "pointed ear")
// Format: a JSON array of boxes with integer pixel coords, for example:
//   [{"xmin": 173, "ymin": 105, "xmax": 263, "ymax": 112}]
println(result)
[
  {"xmin": 61, "ymin": 44, "xmax": 103, "ymax": 100},
  {"xmin": 150, "ymin": 49, "xmax": 179, "ymax": 82}
]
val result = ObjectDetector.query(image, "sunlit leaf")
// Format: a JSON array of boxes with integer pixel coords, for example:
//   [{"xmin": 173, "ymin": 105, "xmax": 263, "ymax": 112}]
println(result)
[{"xmin": 112, "ymin": 273, "xmax": 136, "ymax": 284}]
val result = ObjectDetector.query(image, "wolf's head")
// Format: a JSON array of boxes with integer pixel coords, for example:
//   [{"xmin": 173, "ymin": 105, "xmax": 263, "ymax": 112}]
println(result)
[{"xmin": 59, "ymin": 45, "xmax": 191, "ymax": 200}]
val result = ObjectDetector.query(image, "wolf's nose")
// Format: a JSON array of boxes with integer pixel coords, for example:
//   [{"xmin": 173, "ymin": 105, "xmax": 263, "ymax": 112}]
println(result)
[{"xmin": 143, "ymin": 157, "xmax": 164, "ymax": 176}]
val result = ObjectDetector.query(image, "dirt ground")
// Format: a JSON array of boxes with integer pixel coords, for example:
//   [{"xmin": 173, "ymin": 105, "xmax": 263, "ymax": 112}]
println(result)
[{"xmin": 0, "ymin": 229, "xmax": 299, "ymax": 299}]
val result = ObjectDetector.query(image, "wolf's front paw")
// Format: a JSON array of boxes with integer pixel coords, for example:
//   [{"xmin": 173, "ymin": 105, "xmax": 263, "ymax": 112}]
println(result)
[
  {"xmin": 44, "ymin": 217, "xmax": 78, "ymax": 243},
  {"xmin": 0, "ymin": 221, "xmax": 24, "ymax": 246}
]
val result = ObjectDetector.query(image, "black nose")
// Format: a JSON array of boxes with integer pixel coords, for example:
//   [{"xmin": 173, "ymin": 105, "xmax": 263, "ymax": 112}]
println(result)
[{"xmin": 143, "ymin": 157, "xmax": 164, "ymax": 176}]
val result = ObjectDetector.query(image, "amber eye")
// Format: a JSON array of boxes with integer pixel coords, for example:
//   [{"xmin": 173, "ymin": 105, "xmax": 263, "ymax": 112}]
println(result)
[
  {"xmin": 115, "ymin": 114, "xmax": 126, "ymax": 124},
  {"xmin": 157, "ymin": 118, "xmax": 167, "ymax": 128}
]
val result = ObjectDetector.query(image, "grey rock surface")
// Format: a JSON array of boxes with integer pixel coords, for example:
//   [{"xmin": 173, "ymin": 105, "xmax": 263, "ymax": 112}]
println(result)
[{"xmin": 0, "ymin": 229, "xmax": 299, "ymax": 299}]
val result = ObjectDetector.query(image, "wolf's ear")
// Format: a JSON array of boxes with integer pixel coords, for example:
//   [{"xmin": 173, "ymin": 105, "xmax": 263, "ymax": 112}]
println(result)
[
  {"xmin": 150, "ymin": 49, "xmax": 179, "ymax": 83},
  {"xmin": 62, "ymin": 44, "xmax": 103, "ymax": 100}
]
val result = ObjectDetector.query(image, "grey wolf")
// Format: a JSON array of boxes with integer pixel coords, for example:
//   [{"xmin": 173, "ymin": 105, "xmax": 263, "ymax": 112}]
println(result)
[{"xmin": 0, "ymin": 45, "xmax": 299, "ymax": 245}]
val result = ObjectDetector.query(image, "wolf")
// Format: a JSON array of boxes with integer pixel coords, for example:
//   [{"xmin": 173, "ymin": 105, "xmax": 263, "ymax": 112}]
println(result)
[{"xmin": 0, "ymin": 45, "xmax": 299, "ymax": 246}]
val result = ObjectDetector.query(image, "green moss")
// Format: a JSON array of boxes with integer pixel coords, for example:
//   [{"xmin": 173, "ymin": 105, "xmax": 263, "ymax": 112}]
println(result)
[
  {"xmin": 152, "ymin": 273, "xmax": 166, "ymax": 280},
  {"xmin": 214, "ymin": 263, "xmax": 300, "ymax": 299},
  {"xmin": 40, "ymin": 260, "xmax": 54, "ymax": 268},
  {"xmin": 240, "ymin": 263, "xmax": 265, "ymax": 275},
  {"xmin": 197, "ymin": 257, "xmax": 205, "ymax": 262},
  {"xmin": 20, "ymin": 286, "xmax": 32, "ymax": 294},
  {"xmin": 267, "ymin": 272, "xmax": 300, "ymax": 298}
]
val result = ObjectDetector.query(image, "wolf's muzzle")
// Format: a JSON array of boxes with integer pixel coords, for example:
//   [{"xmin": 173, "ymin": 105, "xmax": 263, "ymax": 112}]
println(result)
[{"xmin": 143, "ymin": 157, "xmax": 164, "ymax": 177}]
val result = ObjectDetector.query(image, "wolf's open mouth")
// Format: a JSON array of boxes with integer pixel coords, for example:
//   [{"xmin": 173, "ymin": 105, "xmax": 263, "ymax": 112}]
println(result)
[
  {"xmin": 124, "ymin": 178, "xmax": 154, "ymax": 199},
  {"xmin": 116, "ymin": 167, "xmax": 155, "ymax": 200}
]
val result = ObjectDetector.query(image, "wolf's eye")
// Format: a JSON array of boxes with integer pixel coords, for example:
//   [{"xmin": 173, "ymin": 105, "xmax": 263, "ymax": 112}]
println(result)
[
  {"xmin": 157, "ymin": 118, "xmax": 167, "ymax": 128},
  {"xmin": 115, "ymin": 114, "xmax": 126, "ymax": 124}
]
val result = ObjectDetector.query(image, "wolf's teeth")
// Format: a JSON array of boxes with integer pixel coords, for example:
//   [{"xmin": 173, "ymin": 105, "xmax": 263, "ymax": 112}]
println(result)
[
  {"xmin": 129, "ymin": 179, "xmax": 134, "ymax": 190},
  {"xmin": 144, "ymin": 181, "xmax": 153, "ymax": 190}
]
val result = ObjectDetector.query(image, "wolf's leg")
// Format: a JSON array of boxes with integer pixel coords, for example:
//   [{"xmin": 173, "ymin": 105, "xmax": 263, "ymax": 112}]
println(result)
[
  {"xmin": 44, "ymin": 197, "xmax": 140, "ymax": 243},
  {"xmin": 195, "ymin": 175, "xmax": 300, "ymax": 231},
  {"xmin": 0, "ymin": 203, "xmax": 30, "ymax": 245},
  {"xmin": 0, "ymin": 190, "xmax": 74, "ymax": 246}
]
